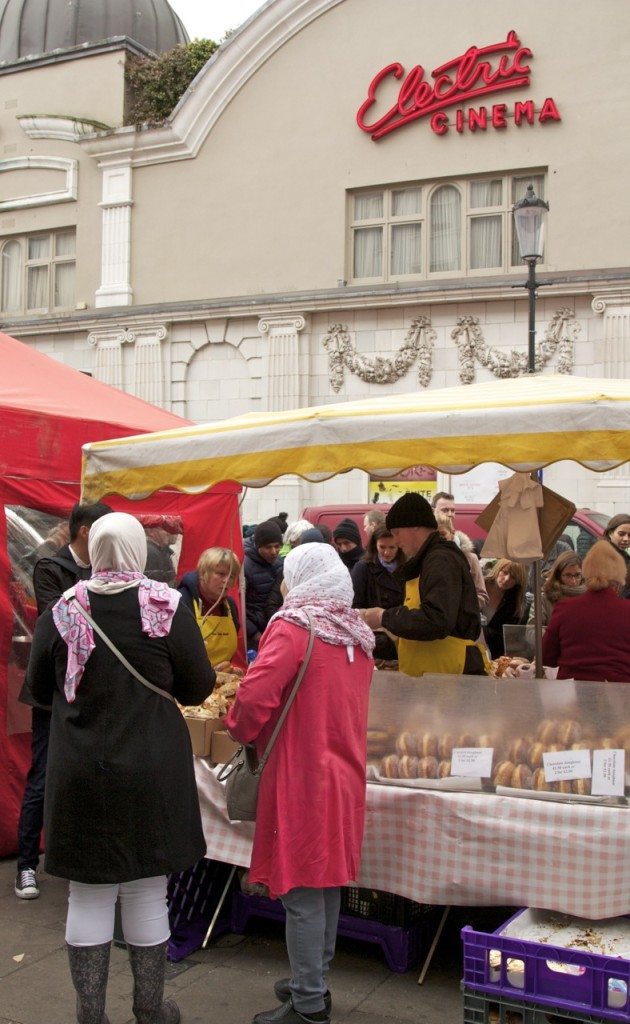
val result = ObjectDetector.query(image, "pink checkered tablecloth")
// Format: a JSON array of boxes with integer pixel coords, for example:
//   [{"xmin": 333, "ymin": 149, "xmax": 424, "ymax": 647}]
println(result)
[{"xmin": 194, "ymin": 760, "xmax": 630, "ymax": 919}]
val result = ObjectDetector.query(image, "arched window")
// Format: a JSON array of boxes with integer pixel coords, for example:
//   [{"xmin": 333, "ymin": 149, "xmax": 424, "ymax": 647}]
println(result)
[
  {"xmin": 1, "ymin": 240, "xmax": 22, "ymax": 312},
  {"xmin": 430, "ymin": 185, "xmax": 461, "ymax": 272}
]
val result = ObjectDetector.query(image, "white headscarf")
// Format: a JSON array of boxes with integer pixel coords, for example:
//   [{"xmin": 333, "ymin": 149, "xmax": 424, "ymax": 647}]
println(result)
[
  {"xmin": 271, "ymin": 543, "xmax": 374, "ymax": 655},
  {"xmin": 87, "ymin": 511, "xmax": 147, "ymax": 593}
]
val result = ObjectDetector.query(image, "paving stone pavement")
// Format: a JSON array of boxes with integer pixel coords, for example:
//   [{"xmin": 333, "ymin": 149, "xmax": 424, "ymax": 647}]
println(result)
[{"xmin": 0, "ymin": 857, "xmax": 514, "ymax": 1024}]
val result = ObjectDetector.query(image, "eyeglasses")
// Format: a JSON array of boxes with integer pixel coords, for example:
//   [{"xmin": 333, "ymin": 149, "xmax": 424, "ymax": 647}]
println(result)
[{"xmin": 561, "ymin": 571, "xmax": 583, "ymax": 581}]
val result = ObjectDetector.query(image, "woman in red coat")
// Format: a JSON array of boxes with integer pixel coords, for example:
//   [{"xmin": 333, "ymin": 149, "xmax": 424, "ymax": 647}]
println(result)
[
  {"xmin": 225, "ymin": 542, "xmax": 374, "ymax": 1024},
  {"xmin": 542, "ymin": 540, "xmax": 630, "ymax": 681}
]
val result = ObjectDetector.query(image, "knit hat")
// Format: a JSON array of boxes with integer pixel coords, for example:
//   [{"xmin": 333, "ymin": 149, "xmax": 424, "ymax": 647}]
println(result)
[
  {"xmin": 253, "ymin": 520, "xmax": 283, "ymax": 548},
  {"xmin": 385, "ymin": 492, "xmax": 437, "ymax": 530},
  {"xmin": 332, "ymin": 518, "xmax": 361, "ymax": 545},
  {"xmin": 268, "ymin": 513, "xmax": 289, "ymax": 535},
  {"xmin": 299, "ymin": 527, "xmax": 325, "ymax": 544}
]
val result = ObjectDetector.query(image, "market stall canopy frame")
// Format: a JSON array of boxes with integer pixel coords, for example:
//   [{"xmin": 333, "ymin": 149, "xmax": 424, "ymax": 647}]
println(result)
[{"xmin": 81, "ymin": 374, "xmax": 630, "ymax": 501}]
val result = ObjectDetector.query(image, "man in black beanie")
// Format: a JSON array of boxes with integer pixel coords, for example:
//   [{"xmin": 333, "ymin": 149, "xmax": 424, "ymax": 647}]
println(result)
[
  {"xmin": 244, "ymin": 520, "xmax": 284, "ymax": 650},
  {"xmin": 332, "ymin": 517, "xmax": 364, "ymax": 571},
  {"xmin": 363, "ymin": 492, "xmax": 488, "ymax": 677}
]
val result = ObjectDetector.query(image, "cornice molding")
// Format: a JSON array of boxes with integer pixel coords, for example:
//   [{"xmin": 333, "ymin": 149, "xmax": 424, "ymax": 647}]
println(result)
[
  {"xmin": 18, "ymin": 115, "xmax": 111, "ymax": 141},
  {"xmin": 78, "ymin": 0, "xmax": 344, "ymax": 168}
]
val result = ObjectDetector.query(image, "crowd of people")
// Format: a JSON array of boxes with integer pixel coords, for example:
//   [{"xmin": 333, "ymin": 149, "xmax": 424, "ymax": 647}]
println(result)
[{"xmin": 13, "ymin": 491, "xmax": 630, "ymax": 1024}]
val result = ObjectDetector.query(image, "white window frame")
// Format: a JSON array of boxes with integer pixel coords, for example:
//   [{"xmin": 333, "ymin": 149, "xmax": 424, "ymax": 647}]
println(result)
[
  {"xmin": 348, "ymin": 170, "xmax": 547, "ymax": 284},
  {"xmin": 1, "ymin": 228, "xmax": 76, "ymax": 314}
]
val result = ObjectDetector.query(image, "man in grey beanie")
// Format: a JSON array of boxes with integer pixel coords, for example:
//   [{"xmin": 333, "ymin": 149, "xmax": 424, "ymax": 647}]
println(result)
[{"xmin": 363, "ymin": 492, "xmax": 488, "ymax": 677}]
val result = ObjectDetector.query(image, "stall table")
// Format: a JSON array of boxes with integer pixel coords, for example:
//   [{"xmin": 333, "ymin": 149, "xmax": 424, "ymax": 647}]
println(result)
[{"xmin": 195, "ymin": 759, "xmax": 630, "ymax": 922}]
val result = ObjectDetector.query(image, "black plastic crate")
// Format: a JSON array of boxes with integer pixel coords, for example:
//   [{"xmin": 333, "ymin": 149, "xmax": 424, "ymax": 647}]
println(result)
[
  {"xmin": 462, "ymin": 984, "xmax": 615, "ymax": 1024},
  {"xmin": 340, "ymin": 886, "xmax": 432, "ymax": 928}
]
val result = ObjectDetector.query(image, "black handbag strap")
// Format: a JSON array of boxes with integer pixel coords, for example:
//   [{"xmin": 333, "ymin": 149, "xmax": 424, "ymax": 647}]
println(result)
[
  {"xmin": 69, "ymin": 596, "xmax": 176, "ymax": 703},
  {"xmin": 256, "ymin": 612, "xmax": 315, "ymax": 773}
]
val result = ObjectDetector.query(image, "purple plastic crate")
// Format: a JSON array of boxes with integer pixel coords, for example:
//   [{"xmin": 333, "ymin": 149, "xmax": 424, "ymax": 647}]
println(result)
[
  {"xmin": 462, "ymin": 984, "xmax": 618, "ymax": 1024},
  {"xmin": 462, "ymin": 911, "xmax": 630, "ymax": 1023},
  {"xmin": 231, "ymin": 890, "xmax": 428, "ymax": 973}
]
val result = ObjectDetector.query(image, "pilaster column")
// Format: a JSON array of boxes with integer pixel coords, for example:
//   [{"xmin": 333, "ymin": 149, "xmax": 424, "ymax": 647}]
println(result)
[
  {"xmin": 88, "ymin": 327, "xmax": 131, "ymax": 390},
  {"xmin": 127, "ymin": 323, "xmax": 168, "ymax": 408},
  {"xmin": 258, "ymin": 314, "xmax": 307, "ymax": 411},
  {"xmin": 592, "ymin": 294, "xmax": 630, "ymax": 488},
  {"xmin": 95, "ymin": 164, "xmax": 133, "ymax": 307}
]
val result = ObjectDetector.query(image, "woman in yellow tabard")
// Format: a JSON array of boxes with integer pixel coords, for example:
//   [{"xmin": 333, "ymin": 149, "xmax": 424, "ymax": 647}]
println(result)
[
  {"xmin": 362, "ymin": 493, "xmax": 490, "ymax": 676},
  {"xmin": 178, "ymin": 548, "xmax": 241, "ymax": 667}
]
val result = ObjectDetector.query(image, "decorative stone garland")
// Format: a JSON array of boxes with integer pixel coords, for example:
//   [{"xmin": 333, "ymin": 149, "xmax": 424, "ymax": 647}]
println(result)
[
  {"xmin": 322, "ymin": 316, "xmax": 436, "ymax": 393},
  {"xmin": 452, "ymin": 308, "xmax": 579, "ymax": 384}
]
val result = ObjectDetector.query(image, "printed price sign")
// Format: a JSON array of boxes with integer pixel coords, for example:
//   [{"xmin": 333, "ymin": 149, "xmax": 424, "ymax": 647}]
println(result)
[
  {"xmin": 543, "ymin": 748, "xmax": 591, "ymax": 782},
  {"xmin": 592, "ymin": 749, "xmax": 625, "ymax": 796},
  {"xmin": 451, "ymin": 747, "xmax": 493, "ymax": 778}
]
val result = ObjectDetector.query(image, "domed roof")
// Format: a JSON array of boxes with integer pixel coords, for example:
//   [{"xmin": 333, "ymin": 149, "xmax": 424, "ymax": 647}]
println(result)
[{"xmin": 0, "ymin": 0, "xmax": 189, "ymax": 64}]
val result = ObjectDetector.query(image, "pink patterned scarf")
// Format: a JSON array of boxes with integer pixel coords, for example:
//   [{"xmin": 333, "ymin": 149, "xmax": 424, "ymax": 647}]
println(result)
[{"xmin": 52, "ymin": 572, "xmax": 180, "ymax": 703}]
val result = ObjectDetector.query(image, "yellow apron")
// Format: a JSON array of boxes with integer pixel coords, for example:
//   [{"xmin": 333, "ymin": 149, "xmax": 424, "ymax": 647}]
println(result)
[
  {"xmin": 397, "ymin": 577, "xmax": 490, "ymax": 677},
  {"xmin": 193, "ymin": 598, "xmax": 238, "ymax": 666}
]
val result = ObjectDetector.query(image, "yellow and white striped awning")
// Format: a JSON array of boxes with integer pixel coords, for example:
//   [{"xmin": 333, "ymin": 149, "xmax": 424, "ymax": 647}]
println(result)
[{"xmin": 81, "ymin": 374, "xmax": 630, "ymax": 502}]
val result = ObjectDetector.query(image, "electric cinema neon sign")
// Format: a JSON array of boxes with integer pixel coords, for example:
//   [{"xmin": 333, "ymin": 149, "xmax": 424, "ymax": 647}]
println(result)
[{"xmin": 356, "ymin": 30, "xmax": 561, "ymax": 140}]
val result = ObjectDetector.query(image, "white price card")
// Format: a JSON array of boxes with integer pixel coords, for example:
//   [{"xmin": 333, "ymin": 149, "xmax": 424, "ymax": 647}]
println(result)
[
  {"xmin": 542, "ymin": 748, "xmax": 591, "ymax": 782},
  {"xmin": 451, "ymin": 747, "xmax": 493, "ymax": 778},
  {"xmin": 591, "ymin": 749, "xmax": 625, "ymax": 797}
]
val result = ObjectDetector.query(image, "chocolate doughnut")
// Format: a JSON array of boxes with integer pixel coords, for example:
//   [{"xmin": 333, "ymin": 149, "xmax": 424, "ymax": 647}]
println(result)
[
  {"xmin": 556, "ymin": 719, "xmax": 582, "ymax": 747},
  {"xmin": 458, "ymin": 733, "xmax": 476, "ymax": 748},
  {"xmin": 417, "ymin": 756, "xmax": 439, "ymax": 779},
  {"xmin": 572, "ymin": 778, "xmax": 592, "ymax": 796},
  {"xmin": 536, "ymin": 719, "xmax": 558, "ymax": 745},
  {"xmin": 492, "ymin": 760, "xmax": 516, "ymax": 787},
  {"xmin": 395, "ymin": 731, "xmax": 419, "ymax": 757},
  {"xmin": 508, "ymin": 738, "xmax": 530, "ymax": 764},
  {"xmin": 417, "ymin": 732, "xmax": 439, "ymax": 758},
  {"xmin": 437, "ymin": 759, "xmax": 452, "ymax": 778},
  {"xmin": 511, "ymin": 763, "xmax": 533, "ymax": 790},
  {"xmin": 532, "ymin": 767, "xmax": 554, "ymax": 792},
  {"xmin": 438, "ymin": 733, "xmax": 455, "ymax": 759},
  {"xmin": 399, "ymin": 755, "xmax": 419, "ymax": 779},
  {"xmin": 527, "ymin": 742, "xmax": 546, "ymax": 769}
]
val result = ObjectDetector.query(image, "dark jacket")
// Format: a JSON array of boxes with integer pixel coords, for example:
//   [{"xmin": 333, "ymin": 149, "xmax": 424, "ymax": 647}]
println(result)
[
  {"xmin": 338, "ymin": 544, "xmax": 364, "ymax": 572},
  {"xmin": 27, "ymin": 589, "xmax": 214, "ymax": 883},
  {"xmin": 19, "ymin": 545, "xmax": 92, "ymax": 708},
  {"xmin": 243, "ymin": 538, "xmax": 283, "ymax": 648},
  {"xmin": 381, "ymin": 532, "xmax": 481, "ymax": 642},
  {"xmin": 178, "ymin": 570, "xmax": 240, "ymax": 631},
  {"xmin": 351, "ymin": 558, "xmax": 404, "ymax": 660},
  {"xmin": 484, "ymin": 584, "xmax": 522, "ymax": 659}
]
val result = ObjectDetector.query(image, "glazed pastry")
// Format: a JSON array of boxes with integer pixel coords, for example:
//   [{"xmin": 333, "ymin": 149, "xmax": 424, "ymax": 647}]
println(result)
[
  {"xmin": 437, "ymin": 759, "xmax": 452, "ymax": 778},
  {"xmin": 573, "ymin": 778, "xmax": 592, "ymax": 795},
  {"xmin": 492, "ymin": 760, "xmax": 516, "ymax": 787},
  {"xmin": 438, "ymin": 734, "xmax": 455, "ymax": 759},
  {"xmin": 531, "ymin": 768, "xmax": 554, "ymax": 792},
  {"xmin": 417, "ymin": 732, "xmax": 439, "ymax": 758},
  {"xmin": 380, "ymin": 754, "xmax": 400, "ymax": 779},
  {"xmin": 458, "ymin": 733, "xmax": 476, "ymax": 748},
  {"xmin": 527, "ymin": 742, "xmax": 546, "ymax": 769},
  {"xmin": 511, "ymin": 763, "xmax": 533, "ymax": 789},
  {"xmin": 536, "ymin": 719, "xmax": 558, "ymax": 745},
  {"xmin": 557, "ymin": 780, "xmax": 574, "ymax": 794},
  {"xmin": 508, "ymin": 738, "xmax": 530, "ymax": 764},
  {"xmin": 399, "ymin": 755, "xmax": 419, "ymax": 779},
  {"xmin": 395, "ymin": 731, "xmax": 419, "ymax": 757},
  {"xmin": 417, "ymin": 756, "xmax": 439, "ymax": 779},
  {"xmin": 556, "ymin": 719, "xmax": 582, "ymax": 746}
]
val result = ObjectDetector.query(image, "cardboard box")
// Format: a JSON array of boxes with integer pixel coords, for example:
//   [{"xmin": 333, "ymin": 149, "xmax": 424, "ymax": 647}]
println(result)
[
  {"xmin": 184, "ymin": 715, "xmax": 224, "ymax": 757},
  {"xmin": 210, "ymin": 730, "xmax": 240, "ymax": 764}
]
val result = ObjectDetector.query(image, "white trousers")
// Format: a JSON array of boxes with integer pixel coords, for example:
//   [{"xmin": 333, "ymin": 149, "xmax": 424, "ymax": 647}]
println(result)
[{"xmin": 66, "ymin": 875, "xmax": 170, "ymax": 948}]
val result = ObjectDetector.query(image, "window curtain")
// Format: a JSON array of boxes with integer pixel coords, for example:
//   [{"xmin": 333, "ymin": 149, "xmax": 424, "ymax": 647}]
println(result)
[
  {"xmin": 54, "ymin": 262, "xmax": 75, "ymax": 308},
  {"xmin": 26, "ymin": 236, "xmax": 50, "ymax": 310},
  {"xmin": 354, "ymin": 227, "xmax": 382, "ymax": 278},
  {"xmin": 470, "ymin": 216, "xmax": 502, "ymax": 269},
  {"xmin": 354, "ymin": 193, "xmax": 383, "ymax": 220},
  {"xmin": 1, "ymin": 241, "xmax": 22, "ymax": 312},
  {"xmin": 470, "ymin": 180, "xmax": 502, "ymax": 208},
  {"xmin": 391, "ymin": 223, "xmax": 422, "ymax": 275},
  {"xmin": 392, "ymin": 188, "xmax": 421, "ymax": 216},
  {"xmin": 430, "ymin": 186, "xmax": 461, "ymax": 272}
]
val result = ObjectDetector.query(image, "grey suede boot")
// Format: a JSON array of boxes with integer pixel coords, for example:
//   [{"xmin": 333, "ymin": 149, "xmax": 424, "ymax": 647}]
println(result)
[
  {"xmin": 66, "ymin": 942, "xmax": 112, "ymax": 1024},
  {"xmin": 127, "ymin": 941, "xmax": 180, "ymax": 1024}
]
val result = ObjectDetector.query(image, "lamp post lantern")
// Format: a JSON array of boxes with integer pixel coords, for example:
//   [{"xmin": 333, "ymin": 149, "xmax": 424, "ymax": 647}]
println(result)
[
  {"xmin": 512, "ymin": 183, "xmax": 550, "ymax": 373},
  {"xmin": 512, "ymin": 183, "xmax": 550, "ymax": 678}
]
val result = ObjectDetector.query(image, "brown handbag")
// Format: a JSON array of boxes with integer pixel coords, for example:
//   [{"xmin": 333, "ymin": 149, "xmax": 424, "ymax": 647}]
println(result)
[{"xmin": 217, "ymin": 614, "xmax": 315, "ymax": 822}]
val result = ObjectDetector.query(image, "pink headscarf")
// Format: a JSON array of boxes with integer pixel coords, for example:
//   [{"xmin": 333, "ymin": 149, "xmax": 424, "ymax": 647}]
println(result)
[
  {"xmin": 52, "ymin": 512, "xmax": 180, "ymax": 702},
  {"xmin": 270, "ymin": 542, "xmax": 375, "ymax": 656}
]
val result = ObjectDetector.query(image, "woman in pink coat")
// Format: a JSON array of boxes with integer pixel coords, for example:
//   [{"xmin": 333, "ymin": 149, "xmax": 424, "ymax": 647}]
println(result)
[{"xmin": 224, "ymin": 542, "xmax": 374, "ymax": 1024}]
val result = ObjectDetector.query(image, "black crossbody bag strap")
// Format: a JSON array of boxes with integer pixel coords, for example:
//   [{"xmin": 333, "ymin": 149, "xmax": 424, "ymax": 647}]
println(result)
[{"xmin": 70, "ymin": 596, "xmax": 175, "ymax": 703}]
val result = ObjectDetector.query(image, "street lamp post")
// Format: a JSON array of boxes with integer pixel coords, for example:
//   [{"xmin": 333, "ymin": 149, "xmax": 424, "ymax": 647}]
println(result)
[{"xmin": 512, "ymin": 183, "xmax": 550, "ymax": 676}]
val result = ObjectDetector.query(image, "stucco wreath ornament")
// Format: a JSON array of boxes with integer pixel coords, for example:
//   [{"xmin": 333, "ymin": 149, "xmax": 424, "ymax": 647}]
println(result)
[
  {"xmin": 452, "ymin": 308, "xmax": 579, "ymax": 384},
  {"xmin": 322, "ymin": 316, "xmax": 435, "ymax": 393}
]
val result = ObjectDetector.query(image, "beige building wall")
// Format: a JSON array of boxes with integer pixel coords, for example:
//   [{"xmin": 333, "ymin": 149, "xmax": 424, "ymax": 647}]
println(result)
[{"xmin": 1, "ymin": 0, "xmax": 629, "ymax": 523}]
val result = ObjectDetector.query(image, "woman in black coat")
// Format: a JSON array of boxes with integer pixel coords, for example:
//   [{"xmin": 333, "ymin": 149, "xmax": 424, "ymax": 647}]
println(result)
[
  {"xmin": 27, "ymin": 512, "xmax": 214, "ymax": 1024},
  {"xmin": 351, "ymin": 525, "xmax": 405, "ymax": 661}
]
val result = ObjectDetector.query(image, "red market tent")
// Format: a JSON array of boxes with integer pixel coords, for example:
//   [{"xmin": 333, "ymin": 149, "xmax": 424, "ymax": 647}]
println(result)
[{"xmin": 0, "ymin": 331, "xmax": 242, "ymax": 856}]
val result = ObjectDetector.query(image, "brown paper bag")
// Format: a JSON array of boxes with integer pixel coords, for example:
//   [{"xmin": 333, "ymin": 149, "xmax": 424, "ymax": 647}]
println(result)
[{"xmin": 476, "ymin": 484, "xmax": 576, "ymax": 561}]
